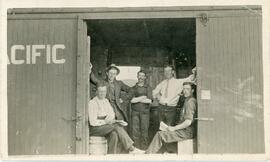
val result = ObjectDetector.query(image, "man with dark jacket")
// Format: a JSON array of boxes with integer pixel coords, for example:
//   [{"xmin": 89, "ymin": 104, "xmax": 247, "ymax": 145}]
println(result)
[{"xmin": 89, "ymin": 63, "xmax": 131, "ymax": 122}]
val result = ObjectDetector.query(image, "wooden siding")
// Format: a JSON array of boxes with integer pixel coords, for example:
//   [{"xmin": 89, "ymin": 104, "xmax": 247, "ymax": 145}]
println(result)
[
  {"xmin": 7, "ymin": 18, "xmax": 78, "ymax": 155},
  {"xmin": 75, "ymin": 19, "xmax": 89, "ymax": 154},
  {"xmin": 196, "ymin": 16, "xmax": 264, "ymax": 153}
]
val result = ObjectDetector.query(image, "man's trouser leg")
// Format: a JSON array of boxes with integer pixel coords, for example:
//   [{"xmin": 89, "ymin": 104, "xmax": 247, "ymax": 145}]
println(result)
[
  {"xmin": 90, "ymin": 124, "xmax": 118, "ymax": 154},
  {"xmin": 157, "ymin": 106, "xmax": 177, "ymax": 153},
  {"xmin": 131, "ymin": 110, "xmax": 141, "ymax": 149},
  {"xmin": 146, "ymin": 130, "xmax": 188, "ymax": 154},
  {"xmin": 140, "ymin": 111, "xmax": 150, "ymax": 150},
  {"xmin": 158, "ymin": 105, "xmax": 177, "ymax": 126},
  {"xmin": 111, "ymin": 102, "xmax": 125, "ymax": 121},
  {"xmin": 114, "ymin": 125, "xmax": 134, "ymax": 151},
  {"xmin": 90, "ymin": 124, "xmax": 133, "ymax": 154},
  {"xmin": 146, "ymin": 128, "xmax": 194, "ymax": 154}
]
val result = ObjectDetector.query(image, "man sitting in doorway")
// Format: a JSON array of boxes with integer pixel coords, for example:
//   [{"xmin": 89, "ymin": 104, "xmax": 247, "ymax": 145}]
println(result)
[
  {"xmin": 145, "ymin": 82, "xmax": 197, "ymax": 154},
  {"xmin": 130, "ymin": 70, "xmax": 152, "ymax": 150},
  {"xmin": 152, "ymin": 65, "xmax": 196, "ymax": 127},
  {"xmin": 88, "ymin": 81, "xmax": 144, "ymax": 154}
]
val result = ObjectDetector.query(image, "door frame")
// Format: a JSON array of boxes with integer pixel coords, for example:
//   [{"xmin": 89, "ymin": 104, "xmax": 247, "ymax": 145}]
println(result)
[{"xmin": 76, "ymin": 16, "xmax": 89, "ymax": 154}]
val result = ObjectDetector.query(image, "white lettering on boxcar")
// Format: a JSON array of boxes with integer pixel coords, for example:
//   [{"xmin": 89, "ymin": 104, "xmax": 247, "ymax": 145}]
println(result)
[
  {"xmin": 32, "ymin": 45, "xmax": 45, "ymax": 64},
  {"xmin": 8, "ymin": 44, "xmax": 66, "ymax": 64},
  {"xmin": 11, "ymin": 45, "xmax": 25, "ymax": 64},
  {"xmin": 52, "ymin": 44, "xmax": 65, "ymax": 64}
]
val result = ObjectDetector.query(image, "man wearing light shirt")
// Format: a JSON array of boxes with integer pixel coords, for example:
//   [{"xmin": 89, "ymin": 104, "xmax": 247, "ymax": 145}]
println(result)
[
  {"xmin": 152, "ymin": 65, "xmax": 196, "ymax": 126},
  {"xmin": 89, "ymin": 82, "xmax": 144, "ymax": 154}
]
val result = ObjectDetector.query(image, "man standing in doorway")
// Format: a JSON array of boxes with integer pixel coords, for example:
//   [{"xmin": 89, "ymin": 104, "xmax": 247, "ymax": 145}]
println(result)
[
  {"xmin": 89, "ymin": 63, "xmax": 131, "ymax": 122},
  {"xmin": 145, "ymin": 82, "xmax": 197, "ymax": 154},
  {"xmin": 152, "ymin": 65, "xmax": 196, "ymax": 127},
  {"xmin": 130, "ymin": 70, "xmax": 152, "ymax": 150}
]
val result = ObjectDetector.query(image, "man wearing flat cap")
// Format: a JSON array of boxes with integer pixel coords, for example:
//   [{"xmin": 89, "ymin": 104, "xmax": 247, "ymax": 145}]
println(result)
[{"xmin": 89, "ymin": 63, "xmax": 132, "ymax": 122}]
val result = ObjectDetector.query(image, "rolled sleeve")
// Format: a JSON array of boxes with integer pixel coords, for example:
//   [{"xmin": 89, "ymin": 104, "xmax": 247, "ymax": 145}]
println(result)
[
  {"xmin": 152, "ymin": 81, "xmax": 163, "ymax": 98},
  {"xmin": 183, "ymin": 98, "xmax": 197, "ymax": 121}
]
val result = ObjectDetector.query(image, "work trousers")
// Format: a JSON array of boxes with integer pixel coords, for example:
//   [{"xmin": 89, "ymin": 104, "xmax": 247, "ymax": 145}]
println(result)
[
  {"xmin": 145, "ymin": 129, "xmax": 193, "ymax": 154},
  {"xmin": 131, "ymin": 110, "xmax": 150, "ymax": 150},
  {"xmin": 90, "ymin": 124, "xmax": 134, "ymax": 154},
  {"xmin": 158, "ymin": 104, "xmax": 177, "ymax": 126}
]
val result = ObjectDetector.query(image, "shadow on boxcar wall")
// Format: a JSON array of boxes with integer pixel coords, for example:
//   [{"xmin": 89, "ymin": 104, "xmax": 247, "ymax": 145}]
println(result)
[
  {"xmin": 199, "ymin": 69, "xmax": 264, "ymax": 152},
  {"xmin": 221, "ymin": 76, "xmax": 263, "ymax": 123},
  {"xmin": 202, "ymin": 73, "xmax": 263, "ymax": 123}
]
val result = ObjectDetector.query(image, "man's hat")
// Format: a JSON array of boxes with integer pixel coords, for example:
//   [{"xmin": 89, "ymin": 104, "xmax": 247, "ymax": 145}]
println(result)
[{"xmin": 106, "ymin": 64, "xmax": 120, "ymax": 75}]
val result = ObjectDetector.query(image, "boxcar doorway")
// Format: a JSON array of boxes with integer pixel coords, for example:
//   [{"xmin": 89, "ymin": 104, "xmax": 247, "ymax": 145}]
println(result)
[{"xmin": 87, "ymin": 18, "xmax": 196, "ymax": 153}]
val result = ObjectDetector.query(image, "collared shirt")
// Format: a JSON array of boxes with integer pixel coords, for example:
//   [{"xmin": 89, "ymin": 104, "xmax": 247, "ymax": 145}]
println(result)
[
  {"xmin": 130, "ymin": 83, "xmax": 152, "ymax": 112},
  {"xmin": 88, "ymin": 96, "xmax": 115, "ymax": 126},
  {"xmin": 152, "ymin": 76, "xmax": 192, "ymax": 106}
]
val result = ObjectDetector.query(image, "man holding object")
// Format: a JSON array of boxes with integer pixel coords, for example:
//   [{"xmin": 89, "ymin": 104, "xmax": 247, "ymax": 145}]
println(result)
[
  {"xmin": 130, "ymin": 70, "xmax": 152, "ymax": 150},
  {"xmin": 145, "ymin": 82, "xmax": 197, "ymax": 154}
]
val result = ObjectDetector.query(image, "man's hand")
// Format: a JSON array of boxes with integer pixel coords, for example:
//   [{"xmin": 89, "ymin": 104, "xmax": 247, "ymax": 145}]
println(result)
[
  {"xmin": 105, "ymin": 116, "xmax": 115, "ymax": 124},
  {"xmin": 131, "ymin": 96, "xmax": 147, "ymax": 103},
  {"xmin": 140, "ymin": 98, "xmax": 152, "ymax": 104},
  {"xmin": 190, "ymin": 67, "xmax": 197, "ymax": 84},
  {"xmin": 119, "ymin": 98, "xmax": 123, "ymax": 103},
  {"xmin": 192, "ymin": 67, "xmax": 196, "ymax": 74},
  {"xmin": 105, "ymin": 119, "xmax": 115, "ymax": 125},
  {"xmin": 88, "ymin": 62, "xmax": 93, "ymax": 74}
]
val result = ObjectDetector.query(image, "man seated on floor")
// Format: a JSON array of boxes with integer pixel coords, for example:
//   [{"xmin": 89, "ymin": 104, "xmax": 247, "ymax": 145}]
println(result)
[
  {"xmin": 145, "ymin": 82, "xmax": 197, "ymax": 154},
  {"xmin": 88, "ymin": 81, "xmax": 144, "ymax": 154}
]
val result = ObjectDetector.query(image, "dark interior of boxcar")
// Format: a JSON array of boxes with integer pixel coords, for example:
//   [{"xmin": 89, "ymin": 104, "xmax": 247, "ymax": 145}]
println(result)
[{"xmin": 87, "ymin": 18, "xmax": 196, "ymax": 150}]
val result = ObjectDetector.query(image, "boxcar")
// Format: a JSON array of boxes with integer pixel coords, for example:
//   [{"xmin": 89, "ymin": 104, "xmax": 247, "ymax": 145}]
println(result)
[{"xmin": 7, "ymin": 6, "xmax": 264, "ymax": 155}]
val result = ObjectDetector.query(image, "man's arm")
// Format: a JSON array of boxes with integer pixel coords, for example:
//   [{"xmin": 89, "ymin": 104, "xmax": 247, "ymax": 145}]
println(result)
[
  {"xmin": 168, "ymin": 98, "xmax": 196, "ymax": 131},
  {"xmin": 181, "ymin": 67, "xmax": 197, "ymax": 83},
  {"xmin": 141, "ymin": 86, "xmax": 153, "ymax": 103},
  {"xmin": 140, "ymin": 98, "xmax": 152, "ymax": 104},
  {"xmin": 119, "ymin": 81, "xmax": 135, "ymax": 102},
  {"xmin": 131, "ymin": 96, "xmax": 147, "ymax": 103},
  {"xmin": 90, "ymin": 72, "xmax": 100, "ymax": 85},
  {"xmin": 119, "ymin": 81, "xmax": 131, "ymax": 93},
  {"xmin": 152, "ymin": 82, "xmax": 163, "ymax": 100},
  {"xmin": 104, "ymin": 100, "xmax": 116, "ymax": 124},
  {"xmin": 88, "ymin": 100, "xmax": 106, "ymax": 126},
  {"xmin": 88, "ymin": 63, "xmax": 100, "ymax": 85},
  {"xmin": 168, "ymin": 119, "xmax": 192, "ymax": 131},
  {"xmin": 107, "ymin": 99, "xmax": 116, "ymax": 120}
]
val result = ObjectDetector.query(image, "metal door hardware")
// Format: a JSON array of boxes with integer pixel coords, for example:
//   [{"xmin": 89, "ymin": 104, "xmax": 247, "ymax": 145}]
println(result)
[{"xmin": 195, "ymin": 117, "xmax": 214, "ymax": 121}]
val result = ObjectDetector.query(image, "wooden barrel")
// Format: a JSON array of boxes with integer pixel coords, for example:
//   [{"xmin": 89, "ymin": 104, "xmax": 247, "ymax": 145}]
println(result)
[{"xmin": 89, "ymin": 136, "xmax": 107, "ymax": 155}]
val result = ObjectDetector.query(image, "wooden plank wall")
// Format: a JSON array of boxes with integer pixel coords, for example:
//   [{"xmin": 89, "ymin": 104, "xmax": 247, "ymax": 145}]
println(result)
[
  {"xmin": 76, "ymin": 19, "xmax": 89, "ymax": 154},
  {"xmin": 7, "ymin": 18, "xmax": 77, "ymax": 155},
  {"xmin": 196, "ymin": 16, "xmax": 264, "ymax": 153}
]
